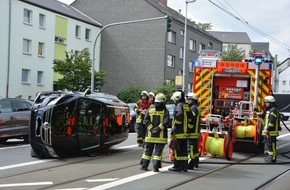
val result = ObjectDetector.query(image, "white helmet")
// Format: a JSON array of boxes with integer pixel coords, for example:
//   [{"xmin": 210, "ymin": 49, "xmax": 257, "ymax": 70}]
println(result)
[
  {"xmin": 264, "ymin": 95, "xmax": 275, "ymax": 103},
  {"xmin": 186, "ymin": 92, "xmax": 197, "ymax": 100},
  {"xmin": 155, "ymin": 93, "xmax": 166, "ymax": 103},
  {"xmin": 148, "ymin": 92, "xmax": 155, "ymax": 97},
  {"xmin": 141, "ymin": 91, "xmax": 149, "ymax": 97},
  {"xmin": 171, "ymin": 91, "xmax": 182, "ymax": 101}
]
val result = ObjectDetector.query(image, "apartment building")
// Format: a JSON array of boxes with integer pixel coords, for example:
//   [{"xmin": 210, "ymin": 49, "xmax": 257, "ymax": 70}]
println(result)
[{"xmin": 0, "ymin": 0, "xmax": 101, "ymax": 99}]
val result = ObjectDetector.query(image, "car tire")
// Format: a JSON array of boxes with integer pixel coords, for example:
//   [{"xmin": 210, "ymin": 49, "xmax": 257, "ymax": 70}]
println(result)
[{"xmin": 0, "ymin": 138, "xmax": 7, "ymax": 144}]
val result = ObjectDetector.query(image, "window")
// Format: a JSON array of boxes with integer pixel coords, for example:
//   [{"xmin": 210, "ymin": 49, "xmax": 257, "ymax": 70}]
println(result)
[
  {"xmin": 23, "ymin": 9, "xmax": 32, "ymax": 24},
  {"xmin": 75, "ymin": 50, "xmax": 80, "ymax": 58},
  {"xmin": 22, "ymin": 69, "xmax": 30, "ymax": 83},
  {"xmin": 167, "ymin": 31, "xmax": 176, "ymax": 44},
  {"xmin": 37, "ymin": 71, "xmax": 44, "ymax": 85},
  {"xmin": 167, "ymin": 55, "xmax": 175, "ymax": 67},
  {"xmin": 282, "ymin": 81, "xmax": 286, "ymax": 86},
  {"xmin": 85, "ymin": 28, "xmax": 91, "ymax": 40},
  {"xmin": 23, "ymin": 39, "xmax": 31, "ymax": 54},
  {"xmin": 55, "ymin": 36, "xmax": 66, "ymax": 44},
  {"xmin": 75, "ymin": 25, "xmax": 81, "ymax": 38},
  {"xmin": 180, "ymin": 29, "xmax": 184, "ymax": 36},
  {"xmin": 38, "ymin": 42, "xmax": 45, "ymax": 56},
  {"xmin": 187, "ymin": 83, "xmax": 193, "ymax": 93},
  {"xmin": 189, "ymin": 39, "xmax": 196, "ymax": 51},
  {"xmin": 199, "ymin": 43, "xmax": 205, "ymax": 52},
  {"xmin": 39, "ymin": 13, "xmax": 46, "ymax": 28},
  {"xmin": 179, "ymin": 47, "xmax": 184, "ymax": 59},
  {"xmin": 189, "ymin": 61, "xmax": 194, "ymax": 72},
  {"xmin": 208, "ymin": 42, "xmax": 213, "ymax": 49}
]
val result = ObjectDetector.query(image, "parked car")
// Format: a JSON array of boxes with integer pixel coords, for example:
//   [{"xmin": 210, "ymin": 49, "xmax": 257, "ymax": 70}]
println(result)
[
  {"xmin": 127, "ymin": 103, "xmax": 137, "ymax": 132},
  {"xmin": 166, "ymin": 104, "xmax": 175, "ymax": 128},
  {"xmin": 0, "ymin": 98, "xmax": 32, "ymax": 144}
]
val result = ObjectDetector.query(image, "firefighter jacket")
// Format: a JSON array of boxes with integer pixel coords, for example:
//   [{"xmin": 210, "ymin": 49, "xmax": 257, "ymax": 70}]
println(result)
[
  {"xmin": 172, "ymin": 102, "xmax": 191, "ymax": 139},
  {"xmin": 134, "ymin": 99, "xmax": 150, "ymax": 123},
  {"xmin": 144, "ymin": 103, "xmax": 169, "ymax": 144},
  {"xmin": 262, "ymin": 106, "xmax": 279, "ymax": 137},
  {"xmin": 187, "ymin": 102, "xmax": 200, "ymax": 139}
]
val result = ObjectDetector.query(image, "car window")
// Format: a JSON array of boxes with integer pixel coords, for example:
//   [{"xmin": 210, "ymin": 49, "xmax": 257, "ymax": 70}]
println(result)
[
  {"xmin": 0, "ymin": 100, "xmax": 13, "ymax": 113},
  {"xmin": 13, "ymin": 100, "xmax": 31, "ymax": 111}
]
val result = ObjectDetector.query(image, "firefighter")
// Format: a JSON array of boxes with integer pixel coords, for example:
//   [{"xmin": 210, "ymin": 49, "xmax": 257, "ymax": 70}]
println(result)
[
  {"xmin": 186, "ymin": 92, "xmax": 201, "ymax": 169},
  {"xmin": 148, "ymin": 92, "xmax": 155, "ymax": 105},
  {"xmin": 140, "ymin": 93, "xmax": 169, "ymax": 172},
  {"xmin": 261, "ymin": 95, "xmax": 280, "ymax": 163},
  {"xmin": 168, "ymin": 91, "xmax": 189, "ymax": 172},
  {"xmin": 134, "ymin": 91, "xmax": 151, "ymax": 147}
]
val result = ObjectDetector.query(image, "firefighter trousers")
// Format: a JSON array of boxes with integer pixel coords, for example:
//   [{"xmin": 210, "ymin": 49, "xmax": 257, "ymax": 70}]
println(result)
[
  {"xmin": 172, "ymin": 139, "xmax": 188, "ymax": 171},
  {"xmin": 188, "ymin": 138, "xmax": 199, "ymax": 169},
  {"xmin": 266, "ymin": 136, "xmax": 277, "ymax": 163},
  {"xmin": 141, "ymin": 143, "xmax": 165, "ymax": 170},
  {"xmin": 136, "ymin": 122, "xmax": 146, "ymax": 146}
]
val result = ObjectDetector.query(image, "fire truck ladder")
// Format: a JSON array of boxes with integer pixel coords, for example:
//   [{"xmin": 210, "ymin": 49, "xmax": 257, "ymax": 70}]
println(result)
[{"xmin": 199, "ymin": 68, "xmax": 214, "ymax": 117}]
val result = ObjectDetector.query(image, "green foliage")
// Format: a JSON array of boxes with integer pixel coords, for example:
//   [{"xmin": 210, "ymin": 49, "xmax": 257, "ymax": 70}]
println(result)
[
  {"xmin": 154, "ymin": 82, "xmax": 176, "ymax": 104},
  {"xmin": 197, "ymin": 22, "xmax": 212, "ymax": 30},
  {"xmin": 117, "ymin": 85, "xmax": 142, "ymax": 103},
  {"xmin": 53, "ymin": 48, "xmax": 105, "ymax": 92},
  {"xmin": 221, "ymin": 44, "xmax": 244, "ymax": 61}
]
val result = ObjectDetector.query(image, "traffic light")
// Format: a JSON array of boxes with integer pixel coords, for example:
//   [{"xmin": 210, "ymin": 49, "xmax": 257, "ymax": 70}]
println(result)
[
  {"xmin": 95, "ymin": 76, "xmax": 102, "ymax": 91},
  {"xmin": 167, "ymin": 16, "xmax": 172, "ymax": 32}
]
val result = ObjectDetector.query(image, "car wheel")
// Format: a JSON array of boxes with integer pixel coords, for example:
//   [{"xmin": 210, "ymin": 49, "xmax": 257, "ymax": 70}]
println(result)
[{"xmin": 283, "ymin": 116, "xmax": 289, "ymax": 121}]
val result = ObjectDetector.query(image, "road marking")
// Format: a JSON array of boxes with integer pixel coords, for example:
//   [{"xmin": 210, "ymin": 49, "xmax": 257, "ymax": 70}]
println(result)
[
  {"xmin": 0, "ymin": 144, "xmax": 30, "ymax": 150},
  {"xmin": 87, "ymin": 157, "xmax": 207, "ymax": 190},
  {"xmin": 0, "ymin": 160, "xmax": 53, "ymax": 171},
  {"xmin": 86, "ymin": 178, "xmax": 120, "ymax": 182},
  {"xmin": 115, "ymin": 144, "xmax": 137, "ymax": 149},
  {"xmin": 0, "ymin": 182, "xmax": 53, "ymax": 187}
]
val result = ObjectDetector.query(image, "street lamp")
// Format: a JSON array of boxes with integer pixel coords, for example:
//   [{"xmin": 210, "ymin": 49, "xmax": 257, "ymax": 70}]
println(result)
[{"xmin": 182, "ymin": 0, "xmax": 196, "ymax": 92}]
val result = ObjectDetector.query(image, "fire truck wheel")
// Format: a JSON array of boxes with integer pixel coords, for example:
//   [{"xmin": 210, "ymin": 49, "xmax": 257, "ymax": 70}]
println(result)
[{"xmin": 225, "ymin": 137, "xmax": 233, "ymax": 160}]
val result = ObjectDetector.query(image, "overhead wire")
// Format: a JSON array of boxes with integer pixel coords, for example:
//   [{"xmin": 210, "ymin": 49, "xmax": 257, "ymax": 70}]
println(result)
[{"xmin": 208, "ymin": 0, "xmax": 290, "ymax": 51}]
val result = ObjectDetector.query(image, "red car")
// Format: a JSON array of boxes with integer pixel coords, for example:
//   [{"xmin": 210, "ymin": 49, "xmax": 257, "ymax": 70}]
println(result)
[{"xmin": 0, "ymin": 98, "xmax": 32, "ymax": 144}]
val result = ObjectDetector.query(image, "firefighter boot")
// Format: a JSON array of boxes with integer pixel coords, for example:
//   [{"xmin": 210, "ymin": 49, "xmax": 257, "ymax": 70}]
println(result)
[
  {"xmin": 187, "ymin": 159, "xmax": 194, "ymax": 170},
  {"xmin": 153, "ymin": 160, "xmax": 160, "ymax": 172},
  {"xmin": 264, "ymin": 155, "xmax": 275, "ymax": 163},
  {"xmin": 168, "ymin": 161, "xmax": 181, "ymax": 172},
  {"xmin": 140, "ymin": 159, "xmax": 149, "ymax": 171},
  {"xmin": 182, "ymin": 160, "xmax": 188, "ymax": 172},
  {"xmin": 194, "ymin": 157, "xmax": 199, "ymax": 168}
]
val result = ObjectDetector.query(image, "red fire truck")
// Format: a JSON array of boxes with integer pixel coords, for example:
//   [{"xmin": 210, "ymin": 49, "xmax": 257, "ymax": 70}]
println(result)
[{"xmin": 193, "ymin": 50, "xmax": 272, "ymax": 158}]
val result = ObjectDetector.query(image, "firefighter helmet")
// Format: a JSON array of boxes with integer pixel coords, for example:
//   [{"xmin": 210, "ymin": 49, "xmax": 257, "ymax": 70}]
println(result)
[
  {"xmin": 149, "ymin": 92, "xmax": 155, "ymax": 97},
  {"xmin": 155, "ymin": 93, "xmax": 166, "ymax": 103},
  {"xmin": 171, "ymin": 91, "xmax": 182, "ymax": 101},
  {"xmin": 141, "ymin": 91, "xmax": 149, "ymax": 97},
  {"xmin": 186, "ymin": 92, "xmax": 197, "ymax": 100},
  {"xmin": 264, "ymin": 95, "xmax": 275, "ymax": 103}
]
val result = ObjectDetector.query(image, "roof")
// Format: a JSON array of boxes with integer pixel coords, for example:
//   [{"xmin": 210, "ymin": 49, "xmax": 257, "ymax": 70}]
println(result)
[
  {"xmin": 19, "ymin": 0, "xmax": 102, "ymax": 27},
  {"xmin": 208, "ymin": 31, "xmax": 251, "ymax": 44},
  {"xmin": 144, "ymin": 0, "xmax": 221, "ymax": 42}
]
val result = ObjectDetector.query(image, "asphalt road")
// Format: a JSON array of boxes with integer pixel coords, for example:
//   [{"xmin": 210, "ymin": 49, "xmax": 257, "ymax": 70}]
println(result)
[{"xmin": 0, "ymin": 121, "xmax": 290, "ymax": 190}]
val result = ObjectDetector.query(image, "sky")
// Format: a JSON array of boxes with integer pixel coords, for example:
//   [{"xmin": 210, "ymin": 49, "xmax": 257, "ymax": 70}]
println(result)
[{"xmin": 59, "ymin": 0, "xmax": 290, "ymax": 62}]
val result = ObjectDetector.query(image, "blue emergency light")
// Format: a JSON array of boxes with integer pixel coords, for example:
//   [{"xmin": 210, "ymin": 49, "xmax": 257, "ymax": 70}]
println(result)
[{"xmin": 254, "ymin": 56, "xmax": 263, "ymax": 65}]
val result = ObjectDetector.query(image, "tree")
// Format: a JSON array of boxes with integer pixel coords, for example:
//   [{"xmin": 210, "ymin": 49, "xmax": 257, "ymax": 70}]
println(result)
[
  {"xmin": 221, "ymin": 44, "xmax": 244, "ymax": 61},
  {"xmin": 154, "ymin": 82, "xmax": 176, "ymax": 104},
  {"xmin": 117, "ymin": 85, "xmax": 142, "ymax": 103},
  {"xmin": 197, "ymin": 22, "xmax": 212, "ymax": 30},
  {"xmin": 53, "ymin": 48, "xmax": 105, "ymax": 92}
]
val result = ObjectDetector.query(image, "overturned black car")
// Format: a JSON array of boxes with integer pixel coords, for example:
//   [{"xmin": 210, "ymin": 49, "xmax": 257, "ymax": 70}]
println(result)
[{"xmin": 30, "ymin": 90, "xmax": 130, "ymax": 158}]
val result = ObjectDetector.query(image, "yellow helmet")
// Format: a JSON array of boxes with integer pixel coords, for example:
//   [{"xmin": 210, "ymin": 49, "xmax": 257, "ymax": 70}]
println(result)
[
  {"xmin": 264, "ymin": 95, "xmax": 275, "ymax": 103},
  {"xmin": 171, "ymin": 91, "xmax": 182, "ymax": 101},
  {"xmin": 155, "ymin": 93, "xmax": 166, "ymax": 103}
]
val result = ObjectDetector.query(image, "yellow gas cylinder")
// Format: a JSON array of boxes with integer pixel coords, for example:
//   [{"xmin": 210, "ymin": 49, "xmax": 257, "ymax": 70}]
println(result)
[
  {"xmin": 205, "ymin": 136, "xmax": 225, "ymax": 157},
  {"xmin": 235, "ymin": 125, "xmax": 256, "ymax": 138}
]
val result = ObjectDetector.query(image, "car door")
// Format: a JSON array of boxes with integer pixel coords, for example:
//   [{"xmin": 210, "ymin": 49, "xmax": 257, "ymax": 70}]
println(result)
[
  {"xmin": 78, "ymin": 98, "xmax": 102, "ymax": 151},
  {"xmin": 0, "ymin": 100, "xmax": 14, "ymax": 138}
]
